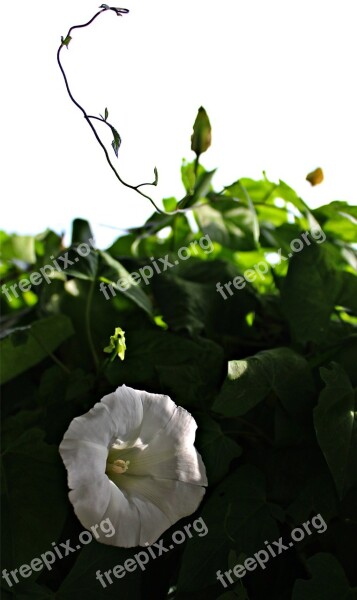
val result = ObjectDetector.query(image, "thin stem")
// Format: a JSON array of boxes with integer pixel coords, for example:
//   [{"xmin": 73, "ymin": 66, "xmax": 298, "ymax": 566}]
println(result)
[
  {"xmin": 57, "ymin": 8, "xmax": 167, "ymax": 214},
  {"xmin": 87, "ymin": 114, "xmax": 112, "ymax": 126},
  {"xmin": 30, "ymin": 331, "xmax": 71, "ymax": 374},
  {"xmin": 57, "ymin": 7, "xmax": 208, "ymax": 217},
  {"xmin": 223, "ymin": 503, "xmax": 236, "ymax": 543},
  {"xmin": 86, "ymin": 277, "xmax": 99, "ymax": 371},
  {"xmin": 194, "ymin": 154, "xmax": 200, "ymax": 178}
]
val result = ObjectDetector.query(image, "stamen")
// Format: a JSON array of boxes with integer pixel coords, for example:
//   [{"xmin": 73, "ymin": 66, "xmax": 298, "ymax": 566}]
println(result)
[{"xmin": 107, "ymin": 459, "xmax": 130, "ymax": 475}]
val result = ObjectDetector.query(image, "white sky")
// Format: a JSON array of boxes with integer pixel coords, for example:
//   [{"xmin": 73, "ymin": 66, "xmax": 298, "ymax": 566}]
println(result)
[{"xmin": 1, "ymin": 0, "xmax": 356, "ymax": 248}]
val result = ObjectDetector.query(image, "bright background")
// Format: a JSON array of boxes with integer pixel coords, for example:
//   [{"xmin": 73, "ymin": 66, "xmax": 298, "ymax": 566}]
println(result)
[{"xmin": 1, "ymin": 0, "xmax": 356, "ymax": 248}]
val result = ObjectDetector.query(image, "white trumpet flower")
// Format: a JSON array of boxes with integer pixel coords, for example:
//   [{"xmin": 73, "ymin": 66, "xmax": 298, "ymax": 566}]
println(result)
[{"xmin": 59, "ymin": 385, "xmax": 207, "ymax": 547}]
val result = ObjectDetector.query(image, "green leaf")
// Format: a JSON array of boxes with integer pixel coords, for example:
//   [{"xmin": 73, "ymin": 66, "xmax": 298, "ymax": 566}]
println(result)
[
  {"xmin": 224, "ymin": 176, "xmax": 277, "ymax": 204},
  {"xmin": 262, "ymin": 222, "xmax": 322, "ymax": 255},
  {"xmin": 155, "ymin": 338, "xmax": 224, "ymax": 409},
  {"xmin": 195, "ymin": 414, "xmax": 242, "ymax": 485},
  {"xmin": 104, "ymin": 107, "xmax": 109, "ymax": 120},
  {"xmin": 2, "ymin": 581, "xmax": 53, "ymax": 599},
  {"xmin": 292, "ymin": 553, "xmax": 356, "ymax": 600},
  {"xmin": 241, "ymin": 182, "xmax": 260, "ymax": 247},
  {"xmin": 39, "ymin": 366, "xmax": 94, "ymax": 405},
  {"xmin": 227, "ymin": 177, "xmax": 303, "ymax": 210},
  {"xmin": 35, "ymin": 228, "xmax": 63, "ymax": 266},
  {"xmin": 287, "ymin": 471, "xmax": 338, "ymax": 524},
  {"xmin": 152, "ymin": 259, "xmax": 258, "ymax": 337},
  {"xmin": 1, "ymin": 409, "xmax": 43, "ymax": 449},
  {"xmin": 0, "ymin": 521, "xmax": 145, "ymax": 598},
  {"xmin": 178, "ymin": 168, "xmax": 216, "ymax": 209},
  {"xmin": 162, "ymin": 196, "xmax": 177, "ymax": 212},
  {"xmin": 313, "ymin": 363, "xmax": 357, "ymax": 499},
  {"xmin": 337, "ymin": 271, "xmax": 357, "ymax": 315},
  {"xmin": 258, "ymin": 204, "xmax": 290, "ymax": 228},
  {"xmin": 0, "ymin": 315, "xmax": 74, "ymax": 385},
  {"xmin": 61, "ymin": 34, "xmax": 72, "ymax": 47},
  {"xmin": 57, "ymin": 541, "xmax": 142, "ymax": 600},
  {"xmin": 99, "ymin": 250, "xmax": 153, "ymax": 316},
  {"xmin": 128, "ymin": 211, "xmax": 175, "ymax": 239},
  {"xmin": 0, "ymin": 232, "xmax": 36, "ymax": 264},
  {"xmin": 213, "ymin": 347, "xmax": 314, "ymax": 417},
  {"xmin": 191, "ymin": 106, "xmax": 211, "ymax": 157},
  {"xmin": 330, "ymin": 336, "xmax": 357, "ymax": 387},
  {"xmin": 177, "ymin": 465, "xmax": 280, "ymax": 593},
  {"xmin": 281, "ymin": 243, "xmax": 340, "ymax": 343},
  {"xmin": 110, "ymin": 125, "xmax": 121, "ymax": 157},
  {"xmin": 37, "ymin": 367, "xmax": 95, "ymax": 445},
  {"xmin": 1, "ymin": 428, "xmax": 68, "ymax": 570},
  {"xmin": 181, "ymin": 159, "xmax": 196, "ymax": 193},
  {"xmin": 194, "ymin": 201, "xmax": 259, "ymax": 250},
  {"xmin": 313, "ymin": 201, "xmax": 357, "ymax": 243},
  {"xmin": 64, "ymin": 246, "xmax": 98, "ymax": 281},
  {"xmin": 71, "ymin": 219, "xmax": 94, "ymax": 245}
]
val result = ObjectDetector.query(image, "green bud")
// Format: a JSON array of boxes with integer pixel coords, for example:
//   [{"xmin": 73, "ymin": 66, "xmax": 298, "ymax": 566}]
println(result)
[
  {"xmin": 191, "ymin": 106, "xmax": 212, "ymax": 158},
  {"xmin": 306, "ymin": 167, "xmax": 324, "ymax": 186},
  {"xmin": 104, "ymin": 327, "xmax": 126, "ymax": 361}
]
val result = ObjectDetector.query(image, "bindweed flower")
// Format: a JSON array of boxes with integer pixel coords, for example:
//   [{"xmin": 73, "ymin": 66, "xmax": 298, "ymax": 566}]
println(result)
[{"xmin": 59, "ymin": 385, "xmax": 207, "ymax": 547}]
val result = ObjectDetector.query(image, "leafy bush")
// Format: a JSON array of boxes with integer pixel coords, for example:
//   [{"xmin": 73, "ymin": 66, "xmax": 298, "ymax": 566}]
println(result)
[
  {"xmin": 1, "ymin": 8, "xmax": 357, "ymax": 598},
  {"xmin": 1, "ymin": 135, "xmax": 357, "ymax": 599}
]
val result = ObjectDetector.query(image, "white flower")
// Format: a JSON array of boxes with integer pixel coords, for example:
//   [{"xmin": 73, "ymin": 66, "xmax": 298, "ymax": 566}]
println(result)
[{"xmin": 59, "ymin": 385, "xmax": 207, "ymax": 547}]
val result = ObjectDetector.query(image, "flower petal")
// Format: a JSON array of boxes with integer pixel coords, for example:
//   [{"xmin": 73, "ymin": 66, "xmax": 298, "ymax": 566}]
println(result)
[
  {"xmin": 68, "ymin": 476, "xmax": 112, "ymax": 529},
  {"xmin": 97, "ymin": 483, "xmax": 142, "ymax": 547},
  {"xmin": 60, "ymin": 439, "xmax": 108, "ymax": 488},
  {"xmin": 118, "ymin": 475, "xmax": 206, "ymax": 545},
  {"xmin": 69, "ymin": 476, "xmax": 146, "ymax": 547},
  {"xmin": 128, "ymin": 445, "xmax": 207, "ymax": 485},
  {"xmin": 127, "ymin": 406, "xmax": 207, "ymax": 485},
  {"xmin": 101, "ymin": 385, "xmax": 143, "ymax": 444},
  {"xmin": 103, "ymin": 385, "xmax": 178, "ymax": 446},
  {"xmin": 129, "ymin": 494, "xmax": 172, "ymax": 546},
  {"xmin": 61, "ymin": 401, "xmax": 117, "ymax": 446},
  {"xmin": 137, "ymin": 389, "xmax": 177, "ymax": 443}
]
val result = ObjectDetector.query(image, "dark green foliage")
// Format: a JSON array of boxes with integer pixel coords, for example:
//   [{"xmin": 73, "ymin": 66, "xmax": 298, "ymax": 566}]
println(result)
[{"xmin": 1, "ymin": 159, "xmax": 356, "ymax": 599}]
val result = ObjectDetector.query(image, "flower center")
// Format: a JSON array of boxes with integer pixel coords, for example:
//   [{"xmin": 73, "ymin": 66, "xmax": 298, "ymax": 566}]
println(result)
[{"xmin": 106, "ymin": 459, "xmax": 130, "ymax": 476}]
